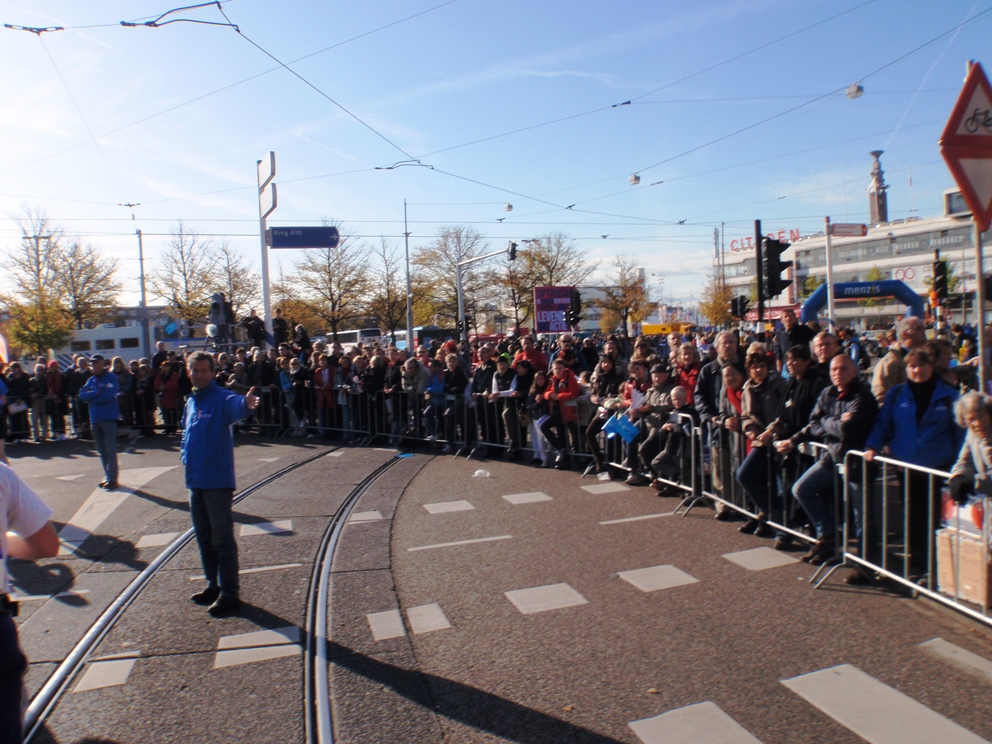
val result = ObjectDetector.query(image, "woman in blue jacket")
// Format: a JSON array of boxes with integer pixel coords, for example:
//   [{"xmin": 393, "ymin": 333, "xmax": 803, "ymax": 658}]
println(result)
[{"xmin": 864, "ymin": 348, "xmax": 964, "ymax": 578}]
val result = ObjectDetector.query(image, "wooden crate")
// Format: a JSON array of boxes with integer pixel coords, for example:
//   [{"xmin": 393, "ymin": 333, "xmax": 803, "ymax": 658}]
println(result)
[{"xmin": 936, "ymin": 528, "xmax": 992, "ymax": 606}]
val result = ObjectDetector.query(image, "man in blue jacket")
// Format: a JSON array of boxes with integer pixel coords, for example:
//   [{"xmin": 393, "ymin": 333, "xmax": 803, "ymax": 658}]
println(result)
[
  {"xmin": 182, "ymin": 351, "xmax": 259, "ymax": 616},
  {"xmin": 77, "ymin": 354, "xmax": 120, "ymax": 490}
]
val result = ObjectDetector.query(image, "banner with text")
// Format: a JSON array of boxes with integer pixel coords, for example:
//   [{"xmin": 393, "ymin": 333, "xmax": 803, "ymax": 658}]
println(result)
[{"xmin": 534, "ymin": 286, "xmax": 573, "ymax": 333}]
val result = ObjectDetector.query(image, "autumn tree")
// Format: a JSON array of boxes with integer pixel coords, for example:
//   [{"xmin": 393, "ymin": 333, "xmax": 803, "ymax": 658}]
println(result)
[
  {"xmin": 412, "ymin": 226, "xmax": 495, "ymax": 325},
  {"xmin": 214, "ymin": 241, "xmax": 261, "ymax": 321},
  {"xmin": 494, "ymin": 257, "xmax": 532, "ymax": 334},
  {"xmin": 366, "ymin": 239, "xmax": 408, "ymax": 342},
  {"xmin": 292, "ymin": 224, "xmax": 371, "ymax": 342},
  {"xmin": 54, "ymin": 240, "xmax": 123, "ymax": 329},
  {"xmin": 595, "ymin": 255, "xmax": 650, "ymax": 338},
  {"xmin": 150, "ymin": 223, "xmax": 218, "ymax": 330},
  {"xmin": 0, "ymin": 209, "xmax": 73, "ymax": 354},
  {"xmin": 698, "ymin": 273, "xmax": 733, "ymax": 326}
]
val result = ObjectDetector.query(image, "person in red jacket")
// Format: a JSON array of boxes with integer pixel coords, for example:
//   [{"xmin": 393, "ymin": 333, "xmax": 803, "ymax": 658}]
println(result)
[{"xmin": 539, "ymin": 358, "xmax": 581, "ymax": 469}]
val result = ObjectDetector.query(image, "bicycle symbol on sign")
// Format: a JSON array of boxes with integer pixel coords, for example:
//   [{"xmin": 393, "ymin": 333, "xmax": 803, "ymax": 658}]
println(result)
[{"xmin": 964, "ymin": 107, "xmax": 992, "ymax": 134}]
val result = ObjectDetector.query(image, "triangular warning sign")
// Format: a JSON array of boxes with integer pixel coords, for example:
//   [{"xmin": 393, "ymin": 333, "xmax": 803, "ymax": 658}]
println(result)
[
  {"xmin": 954, "ymin": 85, "xmax": 992, "ymax": 138},
  {"xmin": 960, "ymin": 158, "xmax": 992, "ymax": 212}
]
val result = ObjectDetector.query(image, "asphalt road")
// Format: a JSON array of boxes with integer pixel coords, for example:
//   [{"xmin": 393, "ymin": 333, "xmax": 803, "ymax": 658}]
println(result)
[{"xmin": 8, "ymin": 441, "xmax": 992, "ymax": 744}]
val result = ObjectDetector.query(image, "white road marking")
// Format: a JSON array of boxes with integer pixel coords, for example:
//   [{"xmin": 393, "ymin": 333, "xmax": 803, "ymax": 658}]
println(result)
[
  {"xmin": 58, "ymin": 466, "xmax": 177, "ymax": 549},
  {"xmin": 920, "ymin": 638, "xmax": 992, "ymax": 685},
  {"xmin": 373, "ymin": 447, "xmax": 398, "ymax": 452},
  {"xmin": 722, "ymin": 547, "xmax": 799, "ymax": 571},
  {"xmin": 782, "ymin": 664, "xmax": 990, "ymax": 744},
  {"xmin": 502, "ymin": 492, "xmax": 552, "ymax": 505},
  {"xmin": 257, "ymin": 457, "xmax": 281, "ymax": 462},
  {"xmin": 505, "ymin": 583, "xmax": 589, "ymax": 614},
  {"xmin": 629, "ymin": 701, "xmax": 763, "ymax": 743},
  {"xmin": 189, "ymin": 563, "xmax": 302, "ymax": 581},
  {"xmin": 218, "ymin": 626, "xmax": 300, "ymax": 650},
  {"xmin": 349, "ymin": 510, "xmax": 384, "ymax": 522},
  {"xmin": 326, "ymin": 450, "xmax": 345, "ymax": 457},
  {"xmin": 136, "ymin": 532, "xmax": 180, "ymax": 548},
  {"xmin": 55, "ymin": 474, "xmax": 85, "ymax": 482},
  {"xmin": 423, "ymin": 500, "xmax": 475, "ymax": 514},
  {"xmin": 239, "ymin": 520, "xmax": 293, "ymax": 536},
  {"xmin": 367, "ymin": 609, "xmax": 406, "ymax": 640},
  {"xmin": 408, "ymin": 535, "xmax": 512, "ymax": 552},
  {"xmin": 600, "ymin": 512, "xmax": 674, "ymax": 525},
  {"xmin": 581, "ymin": 482, "xmax": 630, "ymax": 494},
  {"xmin": 14, "ymin": 589, "xmax": 92, "ymax": 602},
  {"xmin": 213, "ymin": 644, "xmax": 301, "ymax": 669},
  {"xmin": 619, "ymin": 565, "xmax": 699, "ymax": 593},
  {"xmin": 407, "ymin": 603, "xmax": 451, "ymax": 634},
  {"xmin": 74, "ymin": 658, "xmax": 138, "ymax": 692}
]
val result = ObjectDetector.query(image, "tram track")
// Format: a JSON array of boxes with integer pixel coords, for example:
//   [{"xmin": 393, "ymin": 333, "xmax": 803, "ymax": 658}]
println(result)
[{"xmin": 23, "ymin": 445, "xmax": 347, "ymax": 743}]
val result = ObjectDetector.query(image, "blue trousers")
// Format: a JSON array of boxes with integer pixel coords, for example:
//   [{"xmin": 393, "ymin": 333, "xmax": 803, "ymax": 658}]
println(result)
[
  {"xmin": 189, "ymin": 488, "xmax": 240, "ymax": 598},
  {"xmin": 91, "ymin": 419, "xmax": 119, "ymax": 483},
  {"xmin": 0, "ymin": 613, "xmax": 26, "ymax": 743}
]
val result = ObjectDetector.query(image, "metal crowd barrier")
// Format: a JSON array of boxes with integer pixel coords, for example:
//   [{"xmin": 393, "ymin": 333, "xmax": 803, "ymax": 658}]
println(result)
[{"xmin": 814, "ymin": 450, "xmax": 992, "ymax": 628}]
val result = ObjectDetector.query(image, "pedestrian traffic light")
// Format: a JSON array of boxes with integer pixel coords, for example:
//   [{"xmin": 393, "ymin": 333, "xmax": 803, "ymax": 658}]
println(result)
[
  {"xmin": 763, "ymin": 238, "xmax": 792, "ymax": 298},
  {"xmin": 932, "ymin": 260, "xmax": 948, "ymax": 304},
  {"xmin": 507, "ymin": 241, "xmax": 517, "ymax": 261}
]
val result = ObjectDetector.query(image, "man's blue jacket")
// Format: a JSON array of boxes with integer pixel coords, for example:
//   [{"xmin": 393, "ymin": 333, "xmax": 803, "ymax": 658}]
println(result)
[
  {"xmin": 181, "ymin": 380, "xmax": 249, "ymax": 490},
  {"xmin": 78, "ymin": 371, "xmax": 120, "ymax": 423}
]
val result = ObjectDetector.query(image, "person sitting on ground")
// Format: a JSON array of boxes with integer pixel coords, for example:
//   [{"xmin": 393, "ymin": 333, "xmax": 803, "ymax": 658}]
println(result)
[
  {"xmin": 539, "ymin": 358, "xmax": 582, "ymax": 469},
  {"xmin": 630, "ymin": 361, "xmax": 677, "ymax": 486},
  {"xmin": 734, "ymin": 352, "xmax": 788, "ymax": 539},
  {"xmin": 650, "ymin": 385, "xmax": 699, "ymax": 494},
  {"xmin": 776, "ymin": 355, "xmax": 879, "ymax": 566}
]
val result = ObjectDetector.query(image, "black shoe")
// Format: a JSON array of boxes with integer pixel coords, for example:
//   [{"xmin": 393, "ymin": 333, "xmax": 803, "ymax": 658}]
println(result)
[
  {"xmin": 843, "ymin": 570, "xmax": 871, "ymax": 586},
  {"xmin": 799, "ymin": 538, "xmax": 835, "ymax": 564},
  {"xmin": 738, "ymin": 517, "xmax": 760, "ymax": 534},
  {"xmin": 208, "ymin": 595, "xmax": 241, "ymax": 616},
  {"xmin": 97, "ymin": 480, "xmax": 109, "ymax": 489},
  {"xmin": 772, "ymin": 537, "xmax": 793, "ymax": 551},
  {"xmin": 191, "ymin": 587, "xmax": 221, "ymax": 605},
  {"xmin": 754, "ymin": 522, "xmax": 775, "ymax": 538},
  {"xmin": 104, "ymin": 481, "xmax": 119, "ymax": 491},
  {"xmin": 714, "ymin": 510, "xmax": 733, "ymax": 521},
  {"xmin": 554, "ymin": 455, "xmax": 569, "ymax": 470}
]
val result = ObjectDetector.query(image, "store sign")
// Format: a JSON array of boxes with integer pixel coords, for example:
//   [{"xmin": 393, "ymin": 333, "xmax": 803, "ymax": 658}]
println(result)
[{"xmin": 729, "ymin": 227, "xmax": 802, "ymax": 252}]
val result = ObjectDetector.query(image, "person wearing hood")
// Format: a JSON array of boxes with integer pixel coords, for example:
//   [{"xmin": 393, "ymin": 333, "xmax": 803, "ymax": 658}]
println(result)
[{"xmin": 181, "ymin": 351, "xmax": 259, "ymax": 617}]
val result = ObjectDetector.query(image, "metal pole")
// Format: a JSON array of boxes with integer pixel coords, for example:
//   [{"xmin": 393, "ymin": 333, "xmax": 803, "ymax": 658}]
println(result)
[
  {"xmin": 258, "ymin": 156, "xmax": 274, "ymax": 348},
  {"xmin": 755, "ymin": 219, "xmax": 765, "ymax": 340},
  {"xmin": 136, "ymin": 229, "xmax": 151, "ymax": 360},
  {"xmin": 456, "ymin": 265, "xmax": 466, "ymax": 342},
  {"xmin": 976, "ymin": 220, "xmax": 987, "ymax": 391},
  {"xmin": 404, "ymin": 200, "xmax": 414, "ymax": 350},
  {"xmin": 824, "ymin": 216, "xmax": 836, "ymax": 331}
]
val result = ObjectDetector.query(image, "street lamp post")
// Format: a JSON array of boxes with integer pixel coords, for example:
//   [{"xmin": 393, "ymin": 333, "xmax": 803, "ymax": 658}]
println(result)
[{"xmin": 456, "ymin": 242, "xmax": 517, "ymax": 342}]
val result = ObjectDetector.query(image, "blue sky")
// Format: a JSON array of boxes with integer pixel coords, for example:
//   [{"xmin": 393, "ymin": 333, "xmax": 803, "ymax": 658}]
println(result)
[{"xmin": 1, "ymin": 0, "xmax": 989, "ymax": 308}]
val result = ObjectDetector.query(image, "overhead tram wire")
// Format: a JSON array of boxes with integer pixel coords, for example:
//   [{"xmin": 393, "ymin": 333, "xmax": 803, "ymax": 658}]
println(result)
[
  {"xmin": 0, "ymin": 0, "xmax": 461, "ymax": 179},
  {"xmin": 530, "ymin": 6, "xmax": 992, "ymax": 215}
]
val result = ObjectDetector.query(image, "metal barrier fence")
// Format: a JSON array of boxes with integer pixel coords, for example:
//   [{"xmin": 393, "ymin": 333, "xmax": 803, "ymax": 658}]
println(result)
[{"xmin": 9, "ymin": 376, "xmax": 991, "ymax": 630}]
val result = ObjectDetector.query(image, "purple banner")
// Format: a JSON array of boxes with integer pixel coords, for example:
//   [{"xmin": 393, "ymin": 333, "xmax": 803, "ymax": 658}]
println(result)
[{"xmin": 533, "ymin": 286, "xmax": 573, "ymax": 333}]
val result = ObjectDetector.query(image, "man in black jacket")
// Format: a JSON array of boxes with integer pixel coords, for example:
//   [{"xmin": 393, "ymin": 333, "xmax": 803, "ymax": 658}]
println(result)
[
  {"xmin": 695, "ymin": 331, "xmax": 746, "ymax": 519},
  {"xmin": 776, "ymin": 354, "xmax": 878, "ymax": 564},
  {"xmin": 774, "ymin": 309, "xmax": 814, "ymax": 376}
]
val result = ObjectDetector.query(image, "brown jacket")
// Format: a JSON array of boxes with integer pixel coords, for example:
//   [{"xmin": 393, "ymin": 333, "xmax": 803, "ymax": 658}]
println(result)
[{"xmin": 871, "ymin": 346, "xmax": 905, "ymax": 403}]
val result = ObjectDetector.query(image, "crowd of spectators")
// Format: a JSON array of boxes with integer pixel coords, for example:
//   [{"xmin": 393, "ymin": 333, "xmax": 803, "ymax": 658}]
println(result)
[{"xmin": 0, "ymin": 313, "xmax": 988, "ymax": 589}]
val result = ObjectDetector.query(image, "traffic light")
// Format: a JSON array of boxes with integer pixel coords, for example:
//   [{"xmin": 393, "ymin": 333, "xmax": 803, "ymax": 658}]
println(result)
[
  {"xmin": 567, "ymin": 288, "xmax": 582, "ymax": 327},
  {"xmin": 933, "ymin": 260, "xmax": 948, "ymax": 304},
  {"xmin": 731, "ymin": 296, "xmax": 750, "ymax": 319},
  {"xmin": 763, "ymin": 238, "xmax": 792, "ymax": 298},
  {"xmin": 507, "ymin": 241, "xmax": 517, "ymax": 261}
]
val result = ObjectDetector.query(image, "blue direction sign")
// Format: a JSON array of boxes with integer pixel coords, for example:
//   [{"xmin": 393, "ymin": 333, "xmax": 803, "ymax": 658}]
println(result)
[{"xmin": 267, "ymin": 226, "xmax": 340, "ymax": 249}]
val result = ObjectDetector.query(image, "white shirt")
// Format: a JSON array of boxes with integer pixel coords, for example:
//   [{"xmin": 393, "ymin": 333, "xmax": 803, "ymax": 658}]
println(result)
[{"xmin": 0, "ymin": 462, "xmax": 53, "ymax": 593}]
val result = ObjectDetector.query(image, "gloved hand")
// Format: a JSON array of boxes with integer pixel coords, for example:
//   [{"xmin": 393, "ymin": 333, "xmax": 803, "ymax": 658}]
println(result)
[{"xmin": 947, "ymin": 474, "xmax": 973, "ymax": 505}]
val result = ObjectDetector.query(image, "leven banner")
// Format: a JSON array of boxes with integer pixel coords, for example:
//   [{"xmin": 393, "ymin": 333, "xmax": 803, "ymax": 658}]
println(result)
[{"xmin": 533, "ymin": 286, "xmax": 573, "ymax": 333}]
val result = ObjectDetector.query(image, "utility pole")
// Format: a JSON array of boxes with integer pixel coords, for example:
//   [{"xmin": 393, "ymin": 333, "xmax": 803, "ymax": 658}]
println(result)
[
  {"xmin": 136, "ymin": 229, "xmax": 151, "ymax": 360},
  {"xmin": 257, "ymin": 152, "xmax": 277, "ymax": 348},
  {"xmin": 404, "ymin": 200, "xmax": 414, "ymax": 351}
]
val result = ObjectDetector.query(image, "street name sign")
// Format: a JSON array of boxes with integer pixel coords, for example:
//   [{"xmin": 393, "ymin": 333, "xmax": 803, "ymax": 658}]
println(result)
[
  {"xmin": 939, "ymin": 61, "xmax": 992, "ymax": 232},
  {"xmin": 829, "ymin": 223, "xmax": 867, "ymax": 237},
  {"xmin": 267, "ymin": 226, "xmax": 340, "ymax": 249}
]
